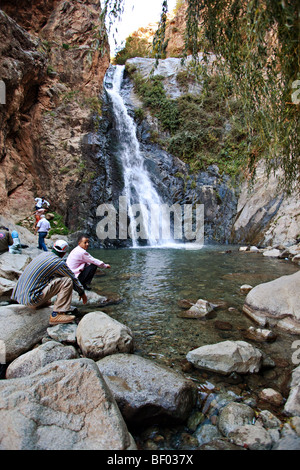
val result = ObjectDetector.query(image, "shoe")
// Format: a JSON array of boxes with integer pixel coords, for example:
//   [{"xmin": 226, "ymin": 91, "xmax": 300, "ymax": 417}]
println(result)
[{"xmin": 49, "ymin": 312, "xmax": 75, "ymax": 325}]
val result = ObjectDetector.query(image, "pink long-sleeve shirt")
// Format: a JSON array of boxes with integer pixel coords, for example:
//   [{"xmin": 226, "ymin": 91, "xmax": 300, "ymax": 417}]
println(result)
[{"xmin": 66, "ymin": 245, "xmax": 108, "ymax": 278}]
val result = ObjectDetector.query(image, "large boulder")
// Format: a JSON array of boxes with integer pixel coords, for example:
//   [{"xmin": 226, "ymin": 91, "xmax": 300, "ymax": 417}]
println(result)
[
  {"xmin": 231, "ymin": 162, "xmax": 300, "ymax": 246},
  {"xmin": 0, "ymin": 277, "xmax": 16, "ymax": 297},
  {"xmin": 47, "ymin": 323, "xmax": 77, "ymax": 344},
  {"xmin": 243, "ymin": 270, "xmax": 300, "ymax": 333},
  {"xmin": 76, "ymin": 311, "xmax": 134, "ymax": 360},
  {"xmin": 228, "ymin": 424, "xmax": 272, "ymax": 450},
  {"xmin": 0, "ymin": 253, "xmax": 32, "ymax": 281},
  {"xmin": 0, "ymin": 304, "xmax": 51, "ymax": 363},
  {"xmin": 52, "ymin": 290, "xmax": 107, "ymax": 307},
  {"xmin": 218, "ymin": 402, "xmax": 255, "ymax": 436},
  {"xmin": 126, "ymin": 56, "xmax": 203, "ymax": 100},
  {"xmin": 97, "ymin": 353, "xmax": 196, "ymax": 424},
  {"xmin": 0, "ymin": 359, "xmax": 136, "ymax": 450},
  {"xmin": 186, "ymin": 340, "xmax": 264, "ymax": 375},
  {"xmin": 0, "ymin": 217, "xmax": 36, "ymax": 247},
  {"xmin": 5, "ymin": 341, "xmax": 79, "ymax": 379}
]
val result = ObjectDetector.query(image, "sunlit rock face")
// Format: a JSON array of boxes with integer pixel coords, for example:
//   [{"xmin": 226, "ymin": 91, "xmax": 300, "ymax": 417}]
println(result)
[{"xmin": 0, "ymin": 1, "xmax": 110, "ymax": 229}]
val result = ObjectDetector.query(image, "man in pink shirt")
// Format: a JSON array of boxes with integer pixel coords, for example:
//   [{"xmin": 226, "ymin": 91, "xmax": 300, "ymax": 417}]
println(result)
[{"xmin": 66, "ymin": 234, "xmax": 110, "ymax": 290}]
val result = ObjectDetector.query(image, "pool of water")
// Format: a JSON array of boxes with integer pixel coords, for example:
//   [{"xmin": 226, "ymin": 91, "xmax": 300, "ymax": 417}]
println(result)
[{"xmin": 88, "ymin": 245, "xmax": 299, "ymax": 396}]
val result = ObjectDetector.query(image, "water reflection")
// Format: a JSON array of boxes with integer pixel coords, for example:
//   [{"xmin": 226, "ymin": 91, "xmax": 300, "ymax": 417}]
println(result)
[{"xmin": 90, "ymin": 245, "xmax": 299, "ymax": 393}]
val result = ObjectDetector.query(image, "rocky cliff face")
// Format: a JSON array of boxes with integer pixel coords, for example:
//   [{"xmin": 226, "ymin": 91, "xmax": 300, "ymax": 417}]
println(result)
[
  {"xmin": 117, "ymin": 1, "xmax": 300, "ymax": 247},
  {"xmin": 89, "ymin": 65, "xmax": 238, "ymax": 247},
  {"xmin": 231, "ymin": 164, "xmax": 300, "ymax": 246},
  {"xmin": 1, "ymin": 1, "xmax": 298, "ymax": 247},
  {"xmin": 0, "ymin": 10, "xmax": 47, "ymax": 216},
  {"xmin": 0, "ymin": 0, "xmax": 110, "ymax": 231},
  {"xmin": 119, "ymin": 58, "xmax": 299, "ymax": 247},
  {"xmin": 164, "ymin": 2, "xmax": 187, "ymax": 57}
]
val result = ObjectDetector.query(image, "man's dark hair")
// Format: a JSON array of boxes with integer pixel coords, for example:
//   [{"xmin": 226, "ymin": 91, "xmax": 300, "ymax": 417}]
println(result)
[{"xmin": 77, "ymin": 233, "xmax": 89, "ymax": 244}]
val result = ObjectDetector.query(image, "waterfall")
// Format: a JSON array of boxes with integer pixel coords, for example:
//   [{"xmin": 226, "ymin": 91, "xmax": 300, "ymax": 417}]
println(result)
[{"xmin": 105, "ymin": 65, "xmax": 166, "ymax": 247}]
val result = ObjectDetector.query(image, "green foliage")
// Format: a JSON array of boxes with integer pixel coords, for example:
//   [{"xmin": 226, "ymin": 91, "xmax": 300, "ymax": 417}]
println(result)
[
  {"xmin": 134, "ymin": 107, "xmax": 145, "ymax": 122},
  {"xmin": 151, "ymin": 0, "xmax": 300, "ymax": 191},
  {"xmin": 46, "ymin": 65, "xmax": 56, "ymax": 76},
  {"xmin": 98, "ymin": 0, "xmax": 124, "ymax": 56},
  {"xmin": 129, "ymin": 65, "xmax": 257, "ymax": 177},
  {"xmin": 152, "ymin": 0, "xmax": 169, "ymax": 61},
  {"xmin": 48, "ymin": 212, "xmax": 69, "ymax": 237},
  {"xmin": 59, "ymin": 166, "xmax": 69, "ymax": 175},
  {"xmin": 174, "ymin": 0, "xmax": 186, "ymax": 15},
  {"xmin": 114, "ymin": 36, "xmax": 152, "ymax": 65},
  {"xmin": 133, "ymin": 73, "xmax": 180, "ymax": 133},
  {"xmin": 198, "ymin": 0, "xmax": 299, "ymax": 191},
  {"xmin": 101, "ymin": 0, "xmax": 299, "ymax": 189}
]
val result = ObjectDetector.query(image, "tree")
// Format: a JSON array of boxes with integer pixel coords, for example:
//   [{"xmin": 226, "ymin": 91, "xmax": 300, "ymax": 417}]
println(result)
[
  {"xmin": 102, "ymin": 0, "xmax": 300, "ymax": 192},
  {"xmin": 114, "ymin": 35, "xmax": 152, "ymax": 64},
  {"xmin": 185, "ymin": 0, "xmax": 300, "ymax": 192}
]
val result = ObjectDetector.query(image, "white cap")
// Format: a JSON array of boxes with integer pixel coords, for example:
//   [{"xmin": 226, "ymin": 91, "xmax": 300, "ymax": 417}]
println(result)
[{"xmin": 53, "ymin": 239, "xmax": 69, "ymax": 253}]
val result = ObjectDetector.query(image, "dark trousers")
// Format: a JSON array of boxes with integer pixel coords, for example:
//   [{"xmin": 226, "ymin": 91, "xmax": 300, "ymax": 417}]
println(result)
[
  {"xmin": 38, "ymin": 232, "xmax": 48, "ymax": 251},
  {"xmin": 78, "ymin": 264, "xmax": 97, "ymax": 288}
]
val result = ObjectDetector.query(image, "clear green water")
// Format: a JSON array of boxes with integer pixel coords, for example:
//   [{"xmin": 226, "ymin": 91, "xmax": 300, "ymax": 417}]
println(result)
[{"xmin": 88, "ymin": 245, "xmax": 299, "ymax": 396}]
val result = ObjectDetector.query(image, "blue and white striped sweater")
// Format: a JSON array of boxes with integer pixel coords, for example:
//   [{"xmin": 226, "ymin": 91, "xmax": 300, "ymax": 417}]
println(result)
[{"xmin": 11, "ymin": 252, "xmax": 84, "ymax": 305}]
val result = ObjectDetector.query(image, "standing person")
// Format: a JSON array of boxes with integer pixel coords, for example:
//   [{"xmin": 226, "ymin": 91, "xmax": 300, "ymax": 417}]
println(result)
[
  {"xmin": 34, "ymin": 208, "xmax": 46, "ymax": 228},
  {"xmin": 35, "ymin": 214, "xmax": 50, "ymax": 251},
  {"xmin": 67, "ymin": 234, "xmax": 110, "ymax": 290},
  {"xmin": 35, "ymin": 196, "xmax": 50, "ymax": 210},
  {"xmin": 11, "ymin": 239, "xmax": 87, "ymax": 325},
  {"xmin": 0, "ymin": 226, "xmax": 13, "ymax": 254}
]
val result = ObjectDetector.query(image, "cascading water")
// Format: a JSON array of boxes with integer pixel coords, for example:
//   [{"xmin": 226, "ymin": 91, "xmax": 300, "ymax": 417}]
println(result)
[{"xmin": 104, "ymin": 65, "xmax": 167, "ymax": 247}]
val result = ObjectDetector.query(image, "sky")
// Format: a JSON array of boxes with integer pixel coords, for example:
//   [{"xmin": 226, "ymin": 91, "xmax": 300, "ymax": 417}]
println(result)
[{"xmin": 108, "ymin": 0, "xmax": 178, "ymax": 56}]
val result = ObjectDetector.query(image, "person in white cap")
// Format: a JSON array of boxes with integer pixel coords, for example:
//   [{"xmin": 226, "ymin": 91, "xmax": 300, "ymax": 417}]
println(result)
[{"xmin": 11, "ymin": 240, "xmax": 87, "ymax": 325}]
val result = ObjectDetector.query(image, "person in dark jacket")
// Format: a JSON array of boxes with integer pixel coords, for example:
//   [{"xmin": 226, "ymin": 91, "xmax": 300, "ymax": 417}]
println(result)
[{"xmin": 0, "ymin": 226, "xmax": 13, "ymax": 254}]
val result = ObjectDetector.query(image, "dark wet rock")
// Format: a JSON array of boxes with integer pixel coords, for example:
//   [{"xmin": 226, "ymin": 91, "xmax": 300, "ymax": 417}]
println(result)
[
  {"xmin": 199, "ymin": 438, "xmax": 246, "ymax": 450},
  {"xmin": 214, "ymin": 321, "xmax": 233, "ymax": 331},
  {"xmin": 218, "ymin": 402, "xmax": 255, "ymax": 437},
  {"xmin": 97, "ymin": 353, "xmax": 197, "ymax": 424},
  {"xmin": 241, "ymin": 326, "xmax": 277, "ymax": 343},
  {"xmin": 272, "ymin": 435, "xmax": 300, "ymax": 450},
  {"xmin": 177, "ymin": 299, "xmax": 195, "ymax": 310}
]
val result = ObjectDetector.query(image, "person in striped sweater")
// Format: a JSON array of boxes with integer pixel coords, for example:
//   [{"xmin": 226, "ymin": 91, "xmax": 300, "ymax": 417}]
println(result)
[{"xmin": 11, "ymin": 240, "xmax": 87, "ymax": 325}]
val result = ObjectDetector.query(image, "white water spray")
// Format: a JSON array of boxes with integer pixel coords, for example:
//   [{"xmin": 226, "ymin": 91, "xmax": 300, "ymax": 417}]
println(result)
[
  {"xmin": 105, "ymin": 65, "xmax": 165, "ymax": 247},
  {"xmin": 102, "ymin": 65, "xmax": 204, "ymax": 249}
]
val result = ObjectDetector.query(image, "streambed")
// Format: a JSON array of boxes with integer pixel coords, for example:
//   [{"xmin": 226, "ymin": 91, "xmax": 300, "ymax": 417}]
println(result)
[{"xmin": 88, "ymin": 245, "xmax": 299, "ymax": 448}]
